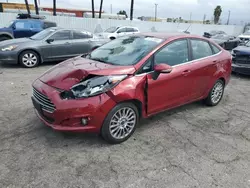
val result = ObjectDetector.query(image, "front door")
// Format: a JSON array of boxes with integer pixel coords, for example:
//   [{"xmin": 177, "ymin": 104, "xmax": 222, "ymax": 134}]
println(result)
[
  {"xmin": 147, "ymin": 39, "xmax": 195, "ymax": 115},
  {"xmin": 13, "ymin": 20, "xmax": 33, "ymax": 38}
]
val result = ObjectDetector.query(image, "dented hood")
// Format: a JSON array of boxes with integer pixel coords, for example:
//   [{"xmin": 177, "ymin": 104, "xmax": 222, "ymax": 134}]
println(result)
[{"xmin": 39, "ymin": 56, "xmax": 136, "ymax": 90}]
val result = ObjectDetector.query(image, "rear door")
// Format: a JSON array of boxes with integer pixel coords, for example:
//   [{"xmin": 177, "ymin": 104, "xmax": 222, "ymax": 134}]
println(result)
[
  {"xmin": 43, "ymin": 30, "xmax": 72, "ymax": 60},
  {"xmin": 30, "ymin": 20, "xmax": 43, "ymax": 36},
  {"xmin": 147, "ymin": 39, "xmax": 195, "ymax": 114},
  {"xmin": 71, "ymin": 30, "xmax": 93, "ymax": 56},
  {"xmin": 189, "ymin": 39, "xmax": 219, "ymax": 98}
]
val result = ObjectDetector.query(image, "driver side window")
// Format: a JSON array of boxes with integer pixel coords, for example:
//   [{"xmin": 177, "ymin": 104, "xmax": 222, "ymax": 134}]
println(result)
[{"xmin": 154, "ymin": 39, "xmax": 189, "ymax": 66}]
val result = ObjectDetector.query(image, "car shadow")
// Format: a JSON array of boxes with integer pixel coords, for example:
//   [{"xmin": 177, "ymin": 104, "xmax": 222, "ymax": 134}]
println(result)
[
  {"xmin": 36, "ymin": 101, "xmax": 204, "ymax": 147},
  {"xmin": 0, "ymin": 61, "xmax": 61, "ymax": 69},
  {"xmin": 231, "ymin": 72, "xmax": 250, "ymax": 80}
]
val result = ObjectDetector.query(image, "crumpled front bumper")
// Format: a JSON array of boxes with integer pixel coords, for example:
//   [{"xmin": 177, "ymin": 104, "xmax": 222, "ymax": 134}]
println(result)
[{"xmin": 31, "ymin": 79, "xmax": 117, "ymax": 133}]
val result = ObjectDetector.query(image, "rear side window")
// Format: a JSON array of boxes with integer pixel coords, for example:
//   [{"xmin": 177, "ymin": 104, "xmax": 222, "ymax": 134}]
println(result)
[
  {"xmin": 126, "ymin": 28, "xmax": 134, "ymax": 32},
  {"xmin": 191, "ymin": 39, "xmax": 213, "ymax": 60},
  {"xmin": 211, "ymin": 43, "xmax": 221, "ymax": 54},
  {"xmin": 43, "ymin": 22, "xmax": 57, "ymax": 29},
  {"xmin": 32, "ymin": 22, "xmax": 42, "ymax": 29},
  {"xmin": 50, "ymin": 30, "xmax": 71, "ymax": 40},
  {"xmin": 15, "ymin": 21, "xmax": 32, "ymax": 29},
  {"xmin": 73, "ymin": 31, "xmax": 93, "ymax": 39}
]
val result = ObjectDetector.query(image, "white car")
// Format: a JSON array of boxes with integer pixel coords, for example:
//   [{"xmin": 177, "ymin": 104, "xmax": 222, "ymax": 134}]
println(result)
[
  {"xmin": 238, "ymin": 30, "xmax": 250, "ymax": 42},
  {"xmin": 98, "ymin": 26, "xmax": 140, "ymax": 40}
]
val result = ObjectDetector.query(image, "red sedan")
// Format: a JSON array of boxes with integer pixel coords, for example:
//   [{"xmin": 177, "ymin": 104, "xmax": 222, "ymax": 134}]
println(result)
[{"xmin": 32, "ymin": 33, "xmax": 232, "ymax": 144}]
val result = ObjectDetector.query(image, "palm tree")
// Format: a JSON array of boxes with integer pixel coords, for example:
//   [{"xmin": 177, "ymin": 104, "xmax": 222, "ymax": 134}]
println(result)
[
  {"xmin": 130, "ymin": 0, "xmax": 134, "ymax": 20},
  {"xmin": 214, "ymin": 5, "xmax": 222, "ymax": 24},
  {"xmin": 24, "ymin": 0, "xmax": 30, "ymax": 14},
  {"xmin": 99, "ymin": 0, "xmax": 103, "ymax": 18},
  {"xmin": 53, "ymin": 0, "xmax": 56, "ymax": 16},
  {"xmin": 91, "ymin": 0, "xmax": 95, "ymax": 18}
]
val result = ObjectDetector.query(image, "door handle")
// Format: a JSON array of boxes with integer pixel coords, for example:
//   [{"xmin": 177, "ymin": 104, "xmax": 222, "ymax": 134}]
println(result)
[{"xmin": 182, "ymin": 70, "xmax": 191, "ymax": 76}]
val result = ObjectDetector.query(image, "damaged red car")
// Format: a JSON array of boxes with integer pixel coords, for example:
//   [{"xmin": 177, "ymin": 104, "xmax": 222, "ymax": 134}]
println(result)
[{"xmin": 32, "ymin": 33, "xmax": 232, "ymax": 144}]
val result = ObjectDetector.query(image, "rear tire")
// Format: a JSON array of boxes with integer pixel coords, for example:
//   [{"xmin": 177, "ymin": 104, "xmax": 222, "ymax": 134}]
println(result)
[
  {"xmin": 204, "ymin": 79, "xmax": 225, "ymax": 106},
  {"xmin": 101, "ymin": 102, "xmax": 139, "ymax": 144},
  {"xmin": 19, "ymin": 50, "xmax": 40, "ymax": 68},
  {"xmin": 0, "ymin": 36, "xmax": 11, "ymax": 42}
]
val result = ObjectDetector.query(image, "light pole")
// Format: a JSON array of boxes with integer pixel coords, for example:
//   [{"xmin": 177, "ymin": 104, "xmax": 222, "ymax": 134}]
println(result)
[
  {"xmin": 227, "ymin": 10, "xmax": 231, "ymax": 25},
  {"xmin": 154, "ymin": 3, "xmax": 158, "ymax": 21},
  {"xmin": 53, "ymin": 0, "xmax": 56, "ymax": 16},
  {"xmin": 91, "ymin": 0, "xmax": 95, "ymax": 18}
]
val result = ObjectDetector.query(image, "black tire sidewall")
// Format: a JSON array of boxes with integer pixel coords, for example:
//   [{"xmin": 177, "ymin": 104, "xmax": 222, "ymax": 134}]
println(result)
[
  {"xmin": 19, "ymin": 50, "xmax": 40, "ymax": 68},
  {"xmin": 206, "ymin": 80, "xmax": 225, "ymax": 106},
  {"xmin": 0, "ymin": 36, "xmax": 10, "ymax": 42},
  {"xmin": 101, "ymin": 102, "xmax": 139, "ymax": 144}
]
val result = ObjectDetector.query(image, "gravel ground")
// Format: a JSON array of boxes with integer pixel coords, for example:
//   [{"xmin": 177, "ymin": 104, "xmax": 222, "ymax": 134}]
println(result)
[{"xmin": 0, "ymin": 62, "xmax": 250, "ymax": 188}]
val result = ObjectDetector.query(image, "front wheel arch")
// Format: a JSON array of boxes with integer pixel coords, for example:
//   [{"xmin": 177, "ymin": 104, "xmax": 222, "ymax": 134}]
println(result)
[{"xmin": 18, "ymin": 49, "xmax": 42, "ymax": 64}]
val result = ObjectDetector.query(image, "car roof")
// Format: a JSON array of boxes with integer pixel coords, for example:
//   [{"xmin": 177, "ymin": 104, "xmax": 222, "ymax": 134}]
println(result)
[
  {"xmin": 15, "ymin": 19, "xmax": 56, "ymax": 23},
  {"xmin": 138, "ymin": 32, "xmax": 203, "ymax": 40}
]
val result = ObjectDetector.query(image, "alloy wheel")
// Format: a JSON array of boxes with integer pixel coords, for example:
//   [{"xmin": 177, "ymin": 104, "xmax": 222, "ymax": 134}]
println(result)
[
  {"xmin": 211, "ymin": 82, "xmax": 224, "ymax": 104},
  {"xmin": 109, "ymin": 107, "xmax": 136, "ymax": 140}
]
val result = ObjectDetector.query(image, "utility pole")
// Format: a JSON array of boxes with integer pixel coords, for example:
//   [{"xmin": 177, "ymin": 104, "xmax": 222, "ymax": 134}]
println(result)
[
  {"xmin": 99, "ymin": 0, "xmax": 103, "ymax": 18},
  {"xmin": 189, "ymin": 12, "xmax": 192, "ymax": 23},
  {"xmin": 34, "ymin": 0, "xmax": 39, "ymax": 15},
  {"xmin": 91, "ymin": 0, "xmax": 95, "ymax": 18},
  {"xmin": 203, "ymin": 14, "xmax": 206, "ymax": 24},
  {"xmin": 227, "ymin": 10, "xmax": 231, "ymax": 25},
  {"xmin": 130, "ymin": 0, "xmax": 134, "ymax": 21},
  {"xmin": 24, "ymin": 0, "xmax": 31, "ymax": 15},
  {"xmin": 110, "ymin": 4, "xmax": 112, "ymax": 14},
  {"xmin": 53, "ymin": 0, "xmax": 56, "ymax": 16},
  {"xmin": 154, "ymin": 3, "xmax": 158, "ymax": 22}
]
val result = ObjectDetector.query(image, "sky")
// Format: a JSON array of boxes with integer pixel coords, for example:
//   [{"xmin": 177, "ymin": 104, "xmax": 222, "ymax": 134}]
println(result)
[{"xmin": 1, "ymin": 0, "xmax": 250, "ymax": 25}]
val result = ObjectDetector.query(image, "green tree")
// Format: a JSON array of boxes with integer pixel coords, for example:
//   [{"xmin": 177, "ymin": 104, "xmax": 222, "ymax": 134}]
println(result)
[
  {"xmin": 214, "ymin": 5, "xmax": 222, "ymax": 24},
  {"xmin": 117, "ymin": 10, "xmax": 128, "ymax": 18}
]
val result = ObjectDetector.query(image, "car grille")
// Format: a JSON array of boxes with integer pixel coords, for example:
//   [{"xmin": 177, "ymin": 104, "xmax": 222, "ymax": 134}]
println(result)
[
  {"xmin": 33, "ymin": 87, "xmax": 56, "ymax": 113},
  {"xmin": 234, "ymin": 54, "xmax": 250, "ymax": 65}
]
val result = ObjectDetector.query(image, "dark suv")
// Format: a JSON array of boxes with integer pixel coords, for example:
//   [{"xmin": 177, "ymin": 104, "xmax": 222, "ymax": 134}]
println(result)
[{"xmin": 0, "ymin": 14, "xmax": 57, "ymax": 42}]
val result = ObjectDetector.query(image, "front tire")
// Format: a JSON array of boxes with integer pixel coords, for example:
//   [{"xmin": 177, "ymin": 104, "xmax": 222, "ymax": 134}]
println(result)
[
  {"xmin": 101, "ymin": 103, "xmax": 139, "ymax": 144},
  {"xmin": 19, "ymin": 50, "xmax": 40, "ymax": 68},
  {"xmin": 205, "ymin": 79, "xmax": 225, "ymax": 106}
]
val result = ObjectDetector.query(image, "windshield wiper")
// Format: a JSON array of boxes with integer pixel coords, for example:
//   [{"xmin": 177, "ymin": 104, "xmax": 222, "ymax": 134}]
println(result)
[{"xmin": 90, "ymin": 57, "xmax": 114, "ymax": 65}]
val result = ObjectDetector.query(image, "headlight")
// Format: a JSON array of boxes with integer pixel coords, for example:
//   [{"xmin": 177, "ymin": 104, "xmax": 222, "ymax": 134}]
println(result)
[
  {"xmin": 70, "ymin": 75, "xmax": 127, "ymax": 98},
  {"xmin": 1, "ymin": 45, "xmax": 18, "ymax": 51}
]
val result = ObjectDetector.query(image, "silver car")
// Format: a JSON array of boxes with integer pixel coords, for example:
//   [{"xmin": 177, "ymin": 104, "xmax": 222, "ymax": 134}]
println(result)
[{"xmin": 0, "ymin": 27, "xmax": 109, "ymax": 68}]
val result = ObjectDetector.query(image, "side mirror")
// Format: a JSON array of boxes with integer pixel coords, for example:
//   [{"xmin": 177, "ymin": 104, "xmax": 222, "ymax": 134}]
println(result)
[
  {"xmin": 154, "ymin": 64, "xmax": 173, "ymax": 73},
  {"xmin": 117, "ymin": 30, "xmax": 122, "ymax": 34},
  {"xmin": 46, "ymin": 38, "xmax": 54, "ymax": 43},
  {"xmin": 12, "ymin": 25, "xmax": 16, "ymax": 30}
]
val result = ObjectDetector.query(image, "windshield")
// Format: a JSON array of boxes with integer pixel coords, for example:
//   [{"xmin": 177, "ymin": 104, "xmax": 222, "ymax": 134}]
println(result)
[
  {"xmin": 30, "ymin": 28, "xmax": 56, "ymax": 40},
  {"xmin": 105, "ymin": 27, "xmax": 119, "ymax": 33},
  {"xmin": 86, "ymin": 35, "xmax": 163, "ymax": 66},
  {"xmin": 243, "ymin": 30, "xmax": 250, "ymax": 35}
]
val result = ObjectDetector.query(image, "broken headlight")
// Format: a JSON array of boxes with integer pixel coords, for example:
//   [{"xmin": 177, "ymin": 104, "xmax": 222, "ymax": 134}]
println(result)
[{"xmin": 70, "ymin": 75, "xmax": 127, "ymax": 98}]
